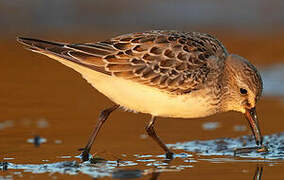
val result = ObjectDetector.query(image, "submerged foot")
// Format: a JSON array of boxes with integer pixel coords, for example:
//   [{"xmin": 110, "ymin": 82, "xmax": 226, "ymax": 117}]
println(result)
[
  {"xmin": 78, "ymin": 148, "xmax": 90, "ymax": 162},
  {"xmin": 234, "ymin": 145, "xmax": 268, "ymax": 155},
  {"xmin": 165, "ymin": 151, "xmax": 174, "ymax": 159}
]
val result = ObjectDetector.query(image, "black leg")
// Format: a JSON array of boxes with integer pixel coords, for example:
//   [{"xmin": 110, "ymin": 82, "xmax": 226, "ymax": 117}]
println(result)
[
  {"xmin": 145, "ymin": 116, "xmax": 174, "ymax": 159},
  {"xmin": 79, "ymin": 105, "xmax": 119, "ymax": 161}
]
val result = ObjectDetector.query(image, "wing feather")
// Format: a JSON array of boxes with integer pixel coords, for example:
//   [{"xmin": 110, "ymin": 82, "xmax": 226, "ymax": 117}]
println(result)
[{"xmin": 17, "ymin": 30, "xmax": 228, "ymax": 94}]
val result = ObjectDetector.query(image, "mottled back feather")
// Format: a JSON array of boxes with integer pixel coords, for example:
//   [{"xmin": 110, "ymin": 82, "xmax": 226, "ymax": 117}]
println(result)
[{"xmin": 18, "ymin": 30, "xmax": 229, "ymax": 94}]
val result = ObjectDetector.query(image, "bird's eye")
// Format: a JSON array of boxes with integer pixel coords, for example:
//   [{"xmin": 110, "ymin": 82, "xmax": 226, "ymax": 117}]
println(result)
[{"xmin": 240, "ymin": 88, "xmax": 248, "ymax": 95}]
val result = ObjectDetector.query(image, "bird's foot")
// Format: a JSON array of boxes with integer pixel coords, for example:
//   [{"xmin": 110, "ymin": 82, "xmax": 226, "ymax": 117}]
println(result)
[
  {"xmin": 78, "ymin": 148, "xmax": 90, "ymax": 162},
  {"xmin": 256, "ymin": 145, "xmax": 269, "ymax": 153},
  {"xmin": 234, "ymin": 145, "xmax": 268, "ymax": 155},
  {"xmin": 165, "ymin": 151, "xmax": 174, "ymax": 159}
]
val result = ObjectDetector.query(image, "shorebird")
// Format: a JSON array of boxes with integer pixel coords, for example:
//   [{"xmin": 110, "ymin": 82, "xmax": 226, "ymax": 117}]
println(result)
[{"xmin": 17, "ymin": 30, "xmax": 264, "ymax": 161}]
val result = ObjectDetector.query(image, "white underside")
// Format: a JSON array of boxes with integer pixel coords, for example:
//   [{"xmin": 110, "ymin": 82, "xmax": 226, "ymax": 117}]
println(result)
[{"xmin": 43, "ymin": 53, "xmax": 215, "ymax": 118}]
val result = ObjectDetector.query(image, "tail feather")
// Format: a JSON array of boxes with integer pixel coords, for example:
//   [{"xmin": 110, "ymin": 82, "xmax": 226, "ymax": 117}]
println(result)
[
  {"xmin": 17, "ymin": 37, "xmax": 65, "ymax": 50},
  {"xmin": 17, "ymin": 36, "xmax": 111, "ymax": 75}
]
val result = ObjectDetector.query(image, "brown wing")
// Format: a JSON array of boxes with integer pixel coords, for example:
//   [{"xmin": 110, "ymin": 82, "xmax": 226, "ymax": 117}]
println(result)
[{"xmin": 17, "ymin": 30, "xmax": 228, "ymax": 94}]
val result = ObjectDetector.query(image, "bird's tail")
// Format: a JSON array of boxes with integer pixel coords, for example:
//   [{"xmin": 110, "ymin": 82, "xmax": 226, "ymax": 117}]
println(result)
[
  {"xmin": 16, "ymin": 36, "xmax": 111, "ymax": 75},
  {"xmin": 17, "ymin": 37, "xmax": 67, "ymax": 54}
]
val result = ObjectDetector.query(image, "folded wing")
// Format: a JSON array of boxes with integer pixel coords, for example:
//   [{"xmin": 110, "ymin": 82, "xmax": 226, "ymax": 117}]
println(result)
[{"xmin": 17, "ymin": 30, "xmax": 228, "ymax": 94}]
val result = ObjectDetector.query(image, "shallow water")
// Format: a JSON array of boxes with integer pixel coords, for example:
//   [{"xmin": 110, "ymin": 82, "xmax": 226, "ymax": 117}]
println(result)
[
  {"xmin": 170, "ymin": 133, "xmax": 284, "ymax": 159},
  {"xmin": 1, "ymin": 134, "xmax": 284, "ymax": 179},
  {"xmin": 1, "ymin": 63, "xmax": 284, "ymax": 179}
]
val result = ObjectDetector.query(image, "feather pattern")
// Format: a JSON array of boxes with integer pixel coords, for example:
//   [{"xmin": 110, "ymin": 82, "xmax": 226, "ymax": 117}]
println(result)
[{"xmin": 17, "ymin": 30, "xmax": 229, "ymax": 95}]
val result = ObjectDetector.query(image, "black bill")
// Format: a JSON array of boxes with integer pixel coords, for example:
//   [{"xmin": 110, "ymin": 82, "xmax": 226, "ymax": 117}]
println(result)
[{"xmin": 245, "ymin": 107, "xmax": 263, "ymax": 146}]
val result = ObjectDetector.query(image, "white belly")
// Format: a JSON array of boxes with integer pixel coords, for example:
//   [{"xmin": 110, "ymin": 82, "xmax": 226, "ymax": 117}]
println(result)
[{"xmin": 45, "ymin": 54, "xmax": 215, "ymax": 118}]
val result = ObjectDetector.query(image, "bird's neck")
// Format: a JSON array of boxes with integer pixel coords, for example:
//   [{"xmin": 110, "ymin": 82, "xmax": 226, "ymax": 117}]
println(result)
[{"xmin": 219, "ymin": 60, "xmax": 237, "ymax": 112}]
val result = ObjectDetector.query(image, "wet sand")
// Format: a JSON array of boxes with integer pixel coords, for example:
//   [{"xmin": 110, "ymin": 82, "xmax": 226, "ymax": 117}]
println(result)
[{"xmin": 1, "ymin": 34, "xmax": 284, "ymax": 179}]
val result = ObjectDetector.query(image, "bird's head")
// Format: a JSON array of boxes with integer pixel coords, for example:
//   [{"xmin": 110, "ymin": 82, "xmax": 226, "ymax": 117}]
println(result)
[{"xmin": 222, "ymin": 54, "xmax": 263, "ymax": 145}]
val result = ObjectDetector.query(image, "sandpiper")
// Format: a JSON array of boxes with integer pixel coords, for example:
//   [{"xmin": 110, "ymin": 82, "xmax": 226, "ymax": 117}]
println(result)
[{"xmin": 17, "ymin": 30, "xmax": 264, "ymax": 161}]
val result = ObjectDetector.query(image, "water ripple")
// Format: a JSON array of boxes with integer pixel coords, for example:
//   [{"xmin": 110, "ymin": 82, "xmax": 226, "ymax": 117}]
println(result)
[{"xmin": 169, "ymin": 133, "xmax": 284, "ymax": 160}]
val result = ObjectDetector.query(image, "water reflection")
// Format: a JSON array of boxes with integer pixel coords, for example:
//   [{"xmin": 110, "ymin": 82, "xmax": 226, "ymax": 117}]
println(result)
[
  {"xmin": 110, "ymin": 165, "xmax": 264, "ymax": 180},
  {"xmin": 0, "ymin": 149, "xmax": 278, "ymax": 180},
  {"xmin": 111, "ymin": 169, "xmax": 161, "ymax": 180},
  {"xmin": 112, "ymin": 169, "xmax": 143, "ymax": 179},
  {"xmin": 1, "ymin": 131, "xmax": 284, "ymax": 179},
  {"xmin": 253, "ymin": 165, "xmax": 263, "ymax": 180},
  {"xmin": 0, "ymin": 161, "xmax": 265, "ymax": 179}
]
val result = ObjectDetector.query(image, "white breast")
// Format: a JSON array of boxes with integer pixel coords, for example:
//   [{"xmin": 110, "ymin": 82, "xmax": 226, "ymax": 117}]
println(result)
[{"xmin": 44, "ymin": 54, "xmax": 215, "ymax": 118}]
